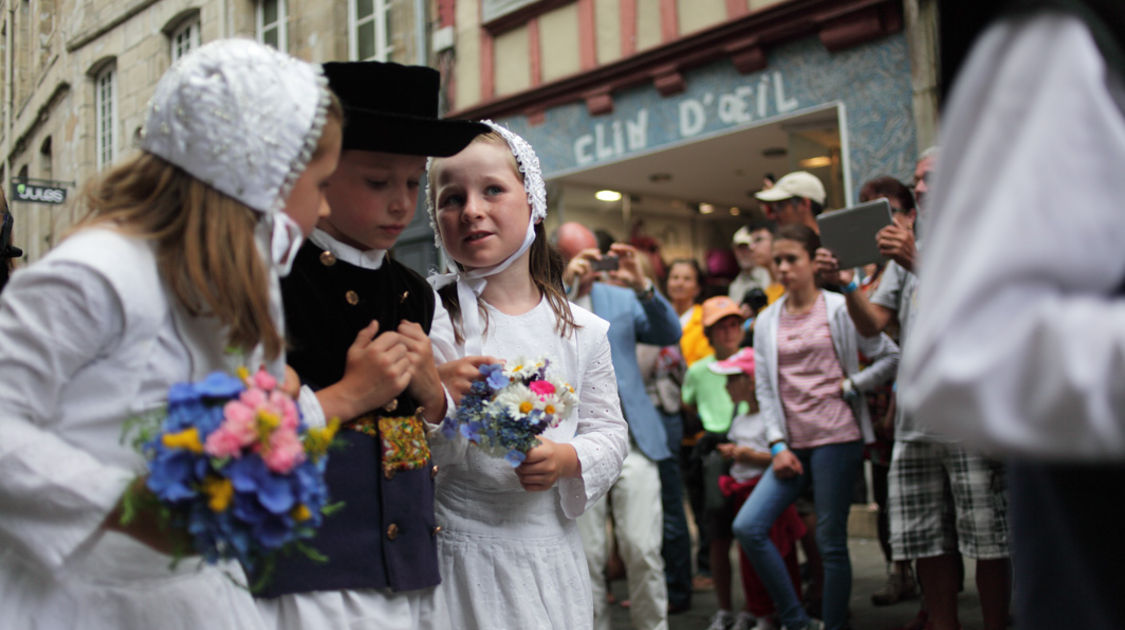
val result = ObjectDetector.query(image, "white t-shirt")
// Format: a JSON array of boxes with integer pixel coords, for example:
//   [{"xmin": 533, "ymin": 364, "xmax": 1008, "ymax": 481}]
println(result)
[{"xmin": 727, "ymin": 411, "xmax": 770, "ymax": 482}]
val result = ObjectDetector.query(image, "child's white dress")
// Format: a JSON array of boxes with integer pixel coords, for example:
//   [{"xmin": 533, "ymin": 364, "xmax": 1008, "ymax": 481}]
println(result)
[
  {"xmin": 0, "ymin": 229, "xmax": 281, "ymax": 630},
  {"xmin": 427, "ymin": 297, "xmax": 628, "ymax": 630}
]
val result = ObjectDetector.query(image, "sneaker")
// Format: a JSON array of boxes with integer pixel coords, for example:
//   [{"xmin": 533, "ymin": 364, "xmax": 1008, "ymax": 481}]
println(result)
[
  {"xmin": 706, "ymin": 609, "xmax": 735, "ymax": 630},
  {"xmin": 871, "ymin": 568, "xmax": 920, "ymax": 606},
  {"xmin": 732, "ymin": 611, "xmax": 757, "ymax": 630}
]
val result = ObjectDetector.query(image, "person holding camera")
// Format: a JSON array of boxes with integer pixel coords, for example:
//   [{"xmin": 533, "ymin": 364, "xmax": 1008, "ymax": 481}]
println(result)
[{"xmin": 557, "ymin": 222, "xmax": 682, "ymax": 630}]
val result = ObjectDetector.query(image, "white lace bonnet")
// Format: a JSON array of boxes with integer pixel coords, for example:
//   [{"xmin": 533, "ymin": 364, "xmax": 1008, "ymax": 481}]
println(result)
[
  {"xmin": 427, "ymin": 120, "xmax": 548, "ymax": 354},
  {"xmin": 140, "ymin": 39, "xmax": 330, "ymax": 269}
]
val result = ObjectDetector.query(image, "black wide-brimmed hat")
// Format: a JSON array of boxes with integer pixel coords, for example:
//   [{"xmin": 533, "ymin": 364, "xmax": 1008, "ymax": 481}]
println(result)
[{"xmin": 322, "ymin": 61, "xmax": 487, "ymax": 157}]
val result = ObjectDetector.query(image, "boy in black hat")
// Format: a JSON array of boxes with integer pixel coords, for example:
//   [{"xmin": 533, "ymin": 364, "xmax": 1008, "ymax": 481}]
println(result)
[{"xmin": 256, "ymin": 61, "xmax": 486, "ymax": 629}]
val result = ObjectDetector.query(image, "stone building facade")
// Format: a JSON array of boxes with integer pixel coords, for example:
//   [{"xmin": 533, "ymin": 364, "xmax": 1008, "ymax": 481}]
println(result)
[{"xmin": 1, "ymin": 0, "xmax": 430, "ymax": 261}]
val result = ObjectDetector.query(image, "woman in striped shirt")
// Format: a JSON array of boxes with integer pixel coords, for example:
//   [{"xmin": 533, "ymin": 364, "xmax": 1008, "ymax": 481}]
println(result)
[{"xmin": 732, "ymin": 224, "xmax": 899, "ymax": 630}]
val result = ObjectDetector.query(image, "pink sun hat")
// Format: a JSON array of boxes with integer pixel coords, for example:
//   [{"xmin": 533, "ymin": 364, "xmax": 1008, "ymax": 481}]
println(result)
[{"xmin": 708, "ymin": 347, "xmax": 755, "ymax": 376}]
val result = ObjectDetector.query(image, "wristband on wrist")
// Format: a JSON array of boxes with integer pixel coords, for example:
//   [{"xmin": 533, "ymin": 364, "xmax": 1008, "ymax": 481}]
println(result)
[
  {"xmin": 635, "ymin": 280, "xmax": 655, "ymax": 301},
  {"xmin": 841, "ymin": 278, "xmax": 859, "ymax": 294},
  {"xmin": 770, "ymin": 442, "xmax": 788, "ymax": 457}
]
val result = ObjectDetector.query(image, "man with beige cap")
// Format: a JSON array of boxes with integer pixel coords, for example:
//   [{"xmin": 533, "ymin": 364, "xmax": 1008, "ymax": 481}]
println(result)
[{"xmin": 754, "ymin": 171, "xmax": 827, "ymax": 233}]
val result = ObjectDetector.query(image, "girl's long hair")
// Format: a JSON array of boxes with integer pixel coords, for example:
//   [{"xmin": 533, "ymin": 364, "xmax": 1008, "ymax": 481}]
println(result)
[
  {"xmin": 432, "ymin": 131, "xmax": 577, "ymax": 344},
  {"xmin": 73, "ymin": 98, "xmax": 342, "ymax": 361}
]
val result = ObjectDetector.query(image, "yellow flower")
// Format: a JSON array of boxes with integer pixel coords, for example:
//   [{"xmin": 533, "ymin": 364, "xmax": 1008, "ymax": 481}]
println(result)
[
  {"xmin": 519, "ymin": 401, "xmax": 534, "ymax": 414},
  {"xmin": 162, "ymin": 427, "xmax": 204, "ymax": 453},
  {"xmin": 544, "ymin": 404, "xmax": 556, "ymax": 415},
  {"xmin": 236, "ymin": 366, "xmax": 251, "ymax": 385},
  {"xmin": 202, "ymin": 477, "xmax": 234, "ymax": 512},
  {"xmin": 291, "ymin": 504, "xmax": 312, "ymax": 522},
  {"xmin": 257, "ymin": 410, "xmax": 281, "ymax": 431},
  {"xmin": 304, "ymin": 418, "xmax": 341, "ymax": 457}
]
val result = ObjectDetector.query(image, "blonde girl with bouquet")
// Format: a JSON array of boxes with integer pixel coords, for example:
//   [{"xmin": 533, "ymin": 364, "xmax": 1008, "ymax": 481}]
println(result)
[
  {"xmin": 424, "ymin": 123, "xmax": 628, "ymax": 629},
  {"xmin": 0, "ymin": 40, "xmax": 342, "ymax": 630}
]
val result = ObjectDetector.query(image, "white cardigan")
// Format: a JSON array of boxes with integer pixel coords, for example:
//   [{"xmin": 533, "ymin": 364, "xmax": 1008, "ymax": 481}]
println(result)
[
  {"xmin": 0, "ymin": 228, "xmax": 282, "ymax": 630},
  {"xmin": 753, "ymin": 290, "xmax": 899, "ymax": 446}
]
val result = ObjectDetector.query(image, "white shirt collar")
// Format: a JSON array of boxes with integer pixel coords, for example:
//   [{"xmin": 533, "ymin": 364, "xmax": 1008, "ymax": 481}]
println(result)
[{"xmin": 308, "ymin": 228, "xmax": 387, "ymax": 270}]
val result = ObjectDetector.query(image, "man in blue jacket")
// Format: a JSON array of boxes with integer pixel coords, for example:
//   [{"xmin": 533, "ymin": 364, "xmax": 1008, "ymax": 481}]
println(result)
[{"xmin": 558, "ymin": 222, "xmax": 682, "ymax": 630}]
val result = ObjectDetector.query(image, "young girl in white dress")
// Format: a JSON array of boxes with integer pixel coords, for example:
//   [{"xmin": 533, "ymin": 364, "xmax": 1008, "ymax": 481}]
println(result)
[
  {"xmin": 0, "ymin": 40, "xmax": 342, "ymax": 630},
  {"xmin": 424, "ymin": 122, "xmax": 628, "ymax": 629}
]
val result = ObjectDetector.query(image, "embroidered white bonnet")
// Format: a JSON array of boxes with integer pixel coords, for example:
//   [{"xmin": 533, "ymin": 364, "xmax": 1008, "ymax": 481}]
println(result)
[
  {"xmin": 426, "ymin": 119, "xmax": 546, "ymax": 250},
  {"xmin": 140, "ymin": 38, "xmax": 330, "ymax": 215},
  {"xmin": 425, "ymin": 120, "xmax": 547, "ymax": 355}
]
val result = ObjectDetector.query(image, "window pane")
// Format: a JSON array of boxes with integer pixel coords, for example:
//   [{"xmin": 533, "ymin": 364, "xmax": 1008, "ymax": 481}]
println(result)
[
  {"xmin": 263, "ymin": 27, "xmax": 278, "ymax": 49},
  {"xmin": 263, "ymin": 0, "xmax": 278, "ymax": 24},
  {"xmin": 357, "ymin": 0, "xmax": 373, "ymax": 19},
  {"xmin": 357, "ymin": 21, "xmax": 375, "ymax": 60}
]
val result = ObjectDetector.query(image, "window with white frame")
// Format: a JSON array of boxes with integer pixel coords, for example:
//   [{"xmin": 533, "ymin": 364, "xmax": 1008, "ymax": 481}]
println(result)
[
  {"xmin": 95, "ymin": 65, "xmax": 116, "ymax": 170},
  {"xmin": 171, "ymin": 18, "xmax": 200, "ymax": 61},
  {"xmin": 349, "ymin": 0, "xmax": 391, "ymax": 61},
  {"xmin": 257, "ymin": 0, "xmax": 287, "ymax": 52}
]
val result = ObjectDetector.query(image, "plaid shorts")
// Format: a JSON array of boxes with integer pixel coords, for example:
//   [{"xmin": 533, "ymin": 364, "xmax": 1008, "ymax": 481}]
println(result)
[{"xmin": 888, "ymin": 440, "xmax": 1009, "ymax": 560}]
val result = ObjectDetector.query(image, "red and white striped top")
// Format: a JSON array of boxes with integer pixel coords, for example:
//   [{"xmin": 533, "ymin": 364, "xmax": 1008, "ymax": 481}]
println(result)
[{"xmin": 776, "ymin": 294, "xmax": 861, "ymax": 448}]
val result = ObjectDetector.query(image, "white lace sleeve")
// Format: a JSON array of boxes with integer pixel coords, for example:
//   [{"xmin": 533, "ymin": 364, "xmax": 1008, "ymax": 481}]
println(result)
[
  {"xmin": 0, "ymin": 263, "xmax": 135, "ymax": 571},
  {"xmin": 558, "ymin": 326, "xmax": 628, "ymax": 519}
]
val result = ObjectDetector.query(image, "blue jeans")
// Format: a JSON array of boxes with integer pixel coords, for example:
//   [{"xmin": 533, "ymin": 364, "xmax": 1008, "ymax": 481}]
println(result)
[
  {"xmin": 732, "ymin": 440, "xmax": 863, "ymax": 630},
  {"xmin": 658, "ymin": 411, "xmax": 693, "ymax": 609}
]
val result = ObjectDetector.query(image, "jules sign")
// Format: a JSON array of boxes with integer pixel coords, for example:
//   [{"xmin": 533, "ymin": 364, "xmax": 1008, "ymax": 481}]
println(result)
[{"xmin": 11, "ymin": 180, "xmax": 67, "ymax": 205}]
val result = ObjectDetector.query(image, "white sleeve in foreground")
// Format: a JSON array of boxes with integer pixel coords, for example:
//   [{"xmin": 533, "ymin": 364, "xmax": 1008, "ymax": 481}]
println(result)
[
  {"xmin": 901, "ymin": 15, "xmax": 1125, "ymax": 458},
  {"xmin": 559, "ymin": 332, "xmax": 628, "ymax": 519},
  {"xmin": 0, "ymin": 264, "xmax": 136, "ymax": 571}
]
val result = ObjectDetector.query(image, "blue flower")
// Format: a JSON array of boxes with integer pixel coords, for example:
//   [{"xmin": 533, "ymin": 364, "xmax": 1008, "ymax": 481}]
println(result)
[
  {"xmin": 504, "ymin": 449, "xmax": 526, "ymax": 467},
  {"xmin": 480, "ymin": 363, "xmax": 509, "ymax": 391},
  {"xmin": 195, "ymin": 371, "xmax": 246, "ymax": 399},
  {"xmin": 440, "ymin": 417, "xmax": 458, "ymax": 440},
  {"xmin": 147, "ymin": 449, "xmax": 199, "ymax": 502}
]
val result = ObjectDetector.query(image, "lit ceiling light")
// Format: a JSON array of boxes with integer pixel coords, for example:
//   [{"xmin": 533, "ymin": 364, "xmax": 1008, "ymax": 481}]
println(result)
[
  {"xmin": 729, "ymin": 207, "xmax": 741, "ymax": 216},
  {"xmin": 799, "ymin": 156, "xmax": 832, "ymax": 168},
  {"xmin": 698, "ymin": 203, "xmax": 715, "ymax": 215},
  {"xmin": 595, "ymin": 189, "xmax": 622, "ymax": 202}
]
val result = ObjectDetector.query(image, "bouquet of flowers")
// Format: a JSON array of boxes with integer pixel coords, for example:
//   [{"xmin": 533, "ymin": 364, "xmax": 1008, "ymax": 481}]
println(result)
[
  {"xmin": 124, "ymin": 367, "xmax": 339, "ymax": 588},
  {"xmin": 440, "ymin": 357, "xmax": 578, "ymax": 466}
]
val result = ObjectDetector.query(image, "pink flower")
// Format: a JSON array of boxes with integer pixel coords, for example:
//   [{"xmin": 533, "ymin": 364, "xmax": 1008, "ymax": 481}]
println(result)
[
  {"xmin": 205, "ymin": 427, "xmax": 245, "ymax": 458},
  {"xmin": 529, "ymin": 380, "xmax": 556, "ymax": 399},
  {"xmin": 240, "ymin": 388, "xmax": 267, "ymax": 409},
  {"xmin": 263, "ymin": 428, "xmax": 306, "ymax": 473},
  {"xmin": 269, "ymin": 390, "xmax": 300, "ymax": 430},
  {"xmin": 221, "ymin": 400, "xmax": 258, "ymax": 445},
  {"xmin": 253, "ymin": 369, "xmax": 278, "ymax": 391}
]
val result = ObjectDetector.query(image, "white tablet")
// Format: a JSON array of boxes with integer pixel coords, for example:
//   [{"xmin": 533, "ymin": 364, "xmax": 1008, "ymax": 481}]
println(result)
[{"xmin": 815, "ymin": 198, "xmax": 893, "ymax": 269}]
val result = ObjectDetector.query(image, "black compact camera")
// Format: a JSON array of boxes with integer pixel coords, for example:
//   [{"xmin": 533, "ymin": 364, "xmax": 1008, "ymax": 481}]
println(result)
[{"xmin": 590, "ymin": 255, "xmax": 619, "ymax": 272}]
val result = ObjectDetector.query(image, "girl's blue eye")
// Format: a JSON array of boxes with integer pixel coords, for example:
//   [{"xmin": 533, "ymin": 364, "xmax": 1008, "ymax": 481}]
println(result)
[
  {"xmin": 485, "ymin": 184, "xmax": 503, "ymax": 195},
  {"xmin": 439, "ymin": 194, "xmax": 464, "ymax": 208}
]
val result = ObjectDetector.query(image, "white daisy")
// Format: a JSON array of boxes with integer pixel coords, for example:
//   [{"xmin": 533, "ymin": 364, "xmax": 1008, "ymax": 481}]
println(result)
[{"xmin": 494, "ymin": 383, "xmax": 539, "ymax": 420}]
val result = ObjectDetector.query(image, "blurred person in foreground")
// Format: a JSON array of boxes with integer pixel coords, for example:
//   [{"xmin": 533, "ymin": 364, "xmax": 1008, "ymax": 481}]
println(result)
[{"xmin": 900, "ymin": 3, "xmax": 1125, "ymax": 629}]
